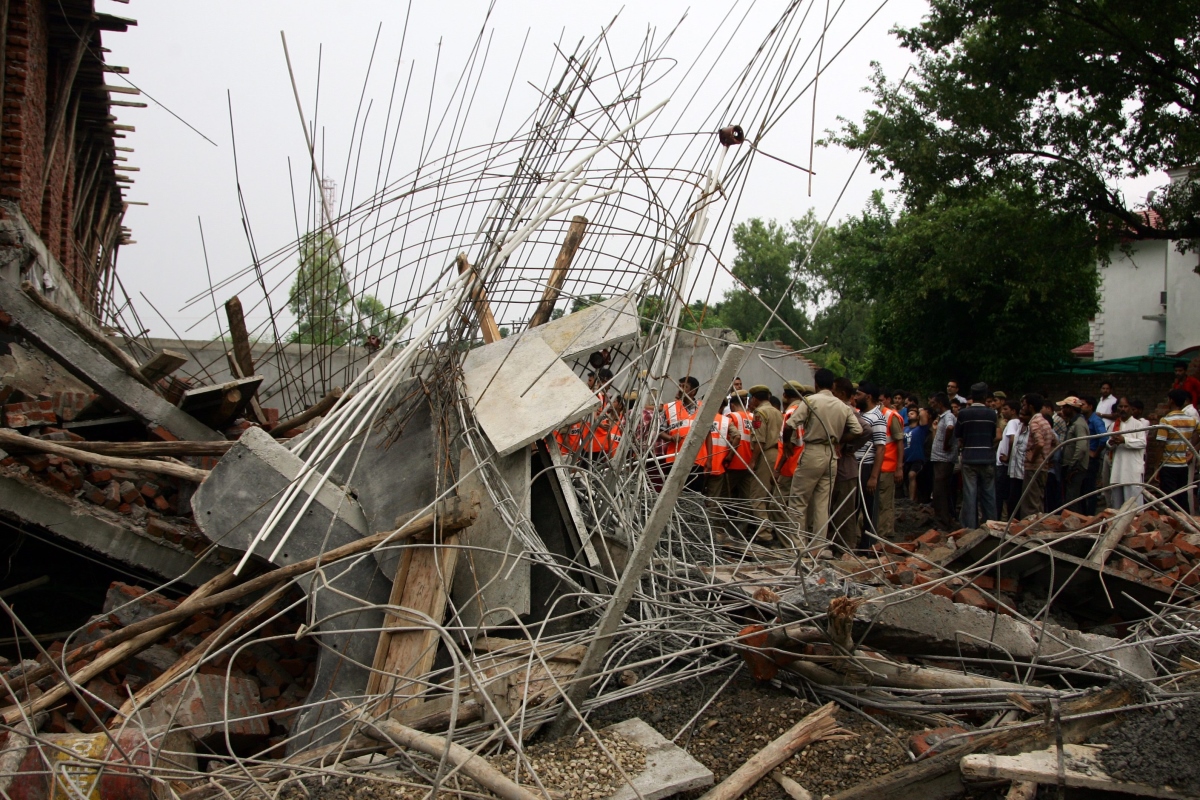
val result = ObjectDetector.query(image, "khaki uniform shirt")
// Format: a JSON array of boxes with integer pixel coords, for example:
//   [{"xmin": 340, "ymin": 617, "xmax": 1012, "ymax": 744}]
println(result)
[
  {"xmin": 753, "ymin": 404, "xmax": 784, "ymax": 451},
  {"xmin": 785, "ymin": 389, "xmax": 863, "ymax": 447}
]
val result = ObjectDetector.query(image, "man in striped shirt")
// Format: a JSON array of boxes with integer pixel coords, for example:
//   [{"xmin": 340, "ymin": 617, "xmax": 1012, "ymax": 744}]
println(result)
[
  {"xmin": 854, "ymin": 382, "xmax": 889, "ymax": 539},
  {"xmin": 1157, "ymin": 389, "xmax": 1198, "ymax": 512}
]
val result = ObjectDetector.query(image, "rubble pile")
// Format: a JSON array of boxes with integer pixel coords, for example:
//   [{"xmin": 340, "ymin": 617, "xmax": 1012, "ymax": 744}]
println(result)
[{"xmin": 0, "ymin": 8, "xmax": 1198, "ymax": 800}]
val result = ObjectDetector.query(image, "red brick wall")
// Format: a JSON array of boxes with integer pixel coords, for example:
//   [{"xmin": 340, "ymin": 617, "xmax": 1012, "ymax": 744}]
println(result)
[
  {"xmin": 1033, "ymin": 371, "xmax": 1176, "ymax": 413},
  {"xmin": 2, "ymin": 0, "xmax": 108, "ymax": 307}
]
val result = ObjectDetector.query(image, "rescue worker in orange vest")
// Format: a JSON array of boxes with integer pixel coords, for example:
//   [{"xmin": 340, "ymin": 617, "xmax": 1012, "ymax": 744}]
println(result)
[
  {"xmin": 705, "ymin": 403, "xmax": 742, "ymax": 498},
  {"xmin": 724, "ymin": 391, "xmax": 756, "ymax": 499},
  {"xmin": 605, "ymin": 394, "xmax": 628, "ymax": 458},
  {"xmin": 744, "ymin": 385, "xmax": 784, "ymax": 542},
  {"xmin": 783, "ymin": 368, "xmax": 862, "ymax": 551},
  {"xmin": 774, "ymin": 382, "xmax": 808, "ymax": 540},
  {"xmin": 658, "ymin": 376, "xmax": 706, "ymax": 490},
  {"xmin": 875, "ymin": 387, "xmax": 906, "ymax": 537},
  {"xmin": 581, "ymin": 368, "xmax": 616, "ymax": 463}
]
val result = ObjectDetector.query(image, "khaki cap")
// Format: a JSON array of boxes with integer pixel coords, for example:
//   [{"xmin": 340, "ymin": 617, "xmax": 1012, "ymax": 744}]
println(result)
[
  {"xmin": 747, "ymin": 384, "xmax": 771, "ymax": 395},
  {"xmin": 783, "ymin": 380, "xmax": 806, "ymax": 394}
]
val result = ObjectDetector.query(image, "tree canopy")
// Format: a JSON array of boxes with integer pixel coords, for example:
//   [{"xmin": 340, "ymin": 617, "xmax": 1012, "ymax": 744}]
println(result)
[
  {"xmin": 287, "ymin": 231, "xmax": 406, "ymax": 347},
  {"xmin": 831, "ymin": 0, "xmax": 1200, "ymax": 250}
]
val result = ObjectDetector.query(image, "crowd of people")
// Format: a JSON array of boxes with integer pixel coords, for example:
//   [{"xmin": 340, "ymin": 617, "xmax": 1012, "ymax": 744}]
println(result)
[{"xmin": 557, "ymin": 360, "xmax": 1200, "ymax": 556}]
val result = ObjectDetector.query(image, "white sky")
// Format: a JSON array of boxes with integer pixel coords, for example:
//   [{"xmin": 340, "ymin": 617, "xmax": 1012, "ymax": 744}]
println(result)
[{"xmin": 96, "ymin": 0, "xmax": 1164, "ymax": 340}]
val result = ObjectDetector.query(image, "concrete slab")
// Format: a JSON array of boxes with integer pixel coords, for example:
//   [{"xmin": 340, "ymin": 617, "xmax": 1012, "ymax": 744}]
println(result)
[
  {"xmin": 0, "ymin": 277, "xmax": 221, "ymax": 441},
  {"xmin": 0, "ymin": 471, "xmax": 219, "ymax": 585},
  {"xmin": 602, "ymin": 717, "xmax": 714, "ymax": 800},
  {"xmin": 462, "ymin": 335, "xmax": 598, "ymax": 457},
  {"xmin": 528, "ymin": 294, "xmax": 639, "ymax": 359},
  {"xmin": 450, "ymin": 448, "xmax": 530, "ymax": 632},
  {"xmin": 190, "ymin": 427, "xmax": 388, "ymax": 753},
  {"xmin": 856, "ymin": 590, "xmax": 1155, "ymax": 680},
  {"xmin": 191, "ymin": 427, "xmax": 369, "ymax": 565}
]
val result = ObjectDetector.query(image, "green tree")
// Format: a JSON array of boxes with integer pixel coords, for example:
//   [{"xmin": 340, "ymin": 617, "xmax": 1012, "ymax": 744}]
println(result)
[
  {"xmin": 288, "ymin": 231, "xmax": 406, "ymax": 347},
  {"xmin": 851, "ymin": 191, "xmax": 1099, "ymax": 389},
  {"xmin": 831, "ymin": 1, "xmax": 1200, "ymax": 250},
  {"xmin": 720, "ymin": 216, "xmax": 813, "ymax": 347}
]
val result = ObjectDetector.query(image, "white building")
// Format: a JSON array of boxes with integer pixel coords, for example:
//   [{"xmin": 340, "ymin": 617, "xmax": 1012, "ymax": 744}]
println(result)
[{"xmin": 1089, "ymin": 169, "xmax": 1200, "ymax": 361}]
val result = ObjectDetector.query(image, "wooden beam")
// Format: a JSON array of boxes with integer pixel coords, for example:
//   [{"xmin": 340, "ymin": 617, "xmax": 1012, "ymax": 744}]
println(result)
[
  {"xmin": 367, "ymin": 530, "xmax": 463, "ymax": 714},
  {"xmin": 456, "ymin": 253, "xmax": 502, "ymax": 344},
  {"xmin": 223, "ymin": 295, "xmax": 268, "ymax": 425},
  {"xmin": 271, "ymin": 387, "xmax": 342, "ymax": 436},
  {"xmin": 529, "ymin": 215, "xmax": 588, "ymax": 328}
]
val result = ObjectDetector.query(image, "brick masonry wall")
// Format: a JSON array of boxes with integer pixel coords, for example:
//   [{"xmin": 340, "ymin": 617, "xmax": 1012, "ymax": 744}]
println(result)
[
  {"xmin": 1, "ymin": 0, "xmax": 105, "ymax": 307},
  {"xmin": 1033, "ymin": 371, "xmax": 1176, "ymax": 413}
]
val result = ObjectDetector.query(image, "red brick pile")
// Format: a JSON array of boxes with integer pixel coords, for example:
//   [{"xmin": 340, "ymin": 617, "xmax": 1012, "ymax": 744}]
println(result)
[
  {"xmin": 0, "ymin": 582, "xmax": 316, "ymax": 749},
  {"xmin": 1, "ymin": 394, "xmax": 212, "ymax": 551},
  {"xmin": 1008, "ymin": 507, "xmax": 1200, "ymax": 589},
  {"xmin": 871, "ymin": 528, "xmax": 1020, "ymax": 614}
]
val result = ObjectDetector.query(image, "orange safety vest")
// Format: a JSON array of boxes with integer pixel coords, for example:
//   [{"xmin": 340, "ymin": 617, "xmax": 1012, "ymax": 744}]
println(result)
[
  {"xmin": 881, "ymin": 406, "xmax": 903, "ymax": 472},
  {"xmin": 728, "ymin": 410, "xmax": 754, "ymax": 470},
  {"xmin": 775, "ymin": 402, "xmax": 805, "ymax": 478},
  {"xmin": 555, "ymin": 421, "xmax": 583, "ymax": 455},
  {"xmin": 662, "ymin": 400, "xmax": 698, "ymax": 465},
  {"xmin": 707, "ymin": 413, "xmax": 732, "ymax": 475}
]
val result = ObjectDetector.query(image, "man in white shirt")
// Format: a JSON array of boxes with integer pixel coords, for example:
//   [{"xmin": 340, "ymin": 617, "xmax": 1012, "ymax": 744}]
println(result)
[
  {"xmin": 996, "ymin": 400, "xmax": 1022, "ymax": 519},
  {"xmin": 1095, "ymin": 382, "xmax": 1118, "ymax": 431},
  {"xmin": 1106, "ymin": 396, "xmax": 1149, "ymax": 508}
]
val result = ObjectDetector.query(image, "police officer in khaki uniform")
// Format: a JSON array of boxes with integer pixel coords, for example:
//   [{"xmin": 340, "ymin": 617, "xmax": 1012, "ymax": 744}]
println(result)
[
  {"xmin": 743, "ymin": 385, "xmax": 783, "ymax": 540},
  {"xmin": 782, "ymin": 368, "xmax": 862, "ymax": 548}
]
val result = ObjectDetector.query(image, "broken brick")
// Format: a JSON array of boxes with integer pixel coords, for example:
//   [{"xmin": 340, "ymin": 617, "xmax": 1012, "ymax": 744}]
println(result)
[
  {"xmin": 916, "ymin": 529, "xmax": 943, "ymax": 545},
  {"xmin": 910, "ymin": 725, "xmax": 971, "ymax": 758},
  {"xmin": 953, "ymin": 586, "xmax": 991, "ymax": 610}
]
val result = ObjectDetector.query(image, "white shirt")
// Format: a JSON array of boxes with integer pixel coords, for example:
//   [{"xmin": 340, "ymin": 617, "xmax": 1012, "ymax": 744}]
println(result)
[
  {"xmin": 1184, "ymin": 404, "xmax": 1200, "ymax": 424},
  {"xmin": 1096, "ymin": 395, "xmax": 1117, "ymax": 431},
  {"xmin": 1108, "ymin": 415, "xmax": 1149, "ymax": 486},
  {"xmin": 1008, "ymin": 424, "xmax": 1029, "ymax": 480},
  {"xmin": 997, "ymin": 418, "xmax": 1022, "ymax": 466}
]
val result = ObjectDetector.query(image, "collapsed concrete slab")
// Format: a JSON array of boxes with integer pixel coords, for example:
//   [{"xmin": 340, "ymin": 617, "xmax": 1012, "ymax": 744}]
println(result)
[
  {"xmin": 449, "ymin": 448, "xmax": 531, "ymax": 632},
  {"xmin": 191, "ymin": 427, "xmax": 389, "ymax": 752},
  {"xmin": 528, "ymin": 293, "xmax": 639, "ymax": 360},
  {"xmin": 0, "ymin": 277, "xmax": 222, "ymax": 441},
  {"xmin": 463, "ymin": 334, "xmax": 599, "ymax": 457},
  {"xmin": 855, "ymin": 590, "xmax": 1155, "ymax": 681},
  {"xmin": 0, "ymin": 471, "xmax": 220, "ymax": 585},
  {"xmin": 602, "ymin": 717, "xmax": 714, "ymax": 800}
]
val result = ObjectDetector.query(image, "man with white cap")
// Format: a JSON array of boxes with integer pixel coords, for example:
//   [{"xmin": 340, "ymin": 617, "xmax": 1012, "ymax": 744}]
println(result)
[{"xmin": 1057, "ymin": 395, "xmax": 1090, "ymax": 511}]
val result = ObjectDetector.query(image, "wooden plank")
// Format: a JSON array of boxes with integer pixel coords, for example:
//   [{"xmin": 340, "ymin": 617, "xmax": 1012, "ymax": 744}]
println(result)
[
  {"xmin": 179, "ymin": 376, "xmax": 262, "ymax": 429},
  {"xmin": 961, "ymin": 745, "xmax": 1190, "ymax": 799},
  {"xmin": 456, "ymin": 253, "xmax": 502, "ymax": 344},
  {"xmin": 370, "ymin": 533, "xmax": 462, "ymax": 714},
  {"xmin": 138, "ymin": 348, "xmax": 188, "ymax": 383},
  {"xmin": 528, "ymin": 215, "xmax": 588, "ymax": 328}
]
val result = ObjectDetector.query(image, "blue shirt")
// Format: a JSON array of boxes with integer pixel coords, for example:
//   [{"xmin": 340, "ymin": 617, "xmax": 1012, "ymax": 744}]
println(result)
[
  {"xmin": 1085, "ymin": 412, "xmax": 1107, "ymax": 455},
  {"xmin": 904, "ymin": 424, "xmax": 928, "ymax": 463}
]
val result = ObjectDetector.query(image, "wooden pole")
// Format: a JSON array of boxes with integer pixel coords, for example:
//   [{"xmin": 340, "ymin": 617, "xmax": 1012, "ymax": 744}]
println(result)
[
  {"xmin": 1087, "ymin": 496, "xmax": 1140, "ymax": 564},
  {"xmin": 41, "ymin": 440, "xmax": 234, "ymax": 458},
  {"xmin": 355, "ymin": 712, "xmax": 543, "ymax": 800},
  {"xmin": 223, "ymin": 296, "xmax": 268, "ymax": 425},
  {"xmin": 547, "ymin": 345, "xmax": 744, "ymax": 739},
  {"xmin": 528, "ymin": 215, "xmax": 587, "ymax": 328},
  {"xmin": 699, "ymin": 704, "xmax": 838, "ymax": 800},
  {"xmin": 0, "ymin": 429, "xmax": 210, "ymax": 483},
  {"xmin": 0, "ymin": 497, "xmax": 479, "ymax": 704}
]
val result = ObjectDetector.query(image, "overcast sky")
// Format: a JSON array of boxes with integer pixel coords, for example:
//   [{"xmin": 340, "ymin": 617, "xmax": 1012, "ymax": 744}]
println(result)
[{"xmin": 96, "ymin": 0, "xmax": 1162, "ymax": 341}]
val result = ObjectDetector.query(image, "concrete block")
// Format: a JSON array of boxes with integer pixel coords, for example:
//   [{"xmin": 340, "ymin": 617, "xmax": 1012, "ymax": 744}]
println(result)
[
  {"xmin": 463, "ymin": 335, "xmax": 598, "ymax": 457},
  {"xmin": 142, "ymin": 673, "xmax": 270, "ymax": 741},
  {"xmin": 857, "ymin": 590, "xmax": 1155, "ymax": 680},
  {"xmin": 528, "ymin": 294, "xmax": 639, "ymax": 359},
  {"xmin": 601, "ymin": 717, "xmax": 714, "ymax": 800},
  {"xmin": 191, "ymin": 426, "xmax": 369, "ymax": 566},
  {"xmin": 449, "ymin": 448, "xmax": 530, "ymax": 632},
  {"xmin": 194, "ymin": 431, "xmax": 393, "ymax": 753}
]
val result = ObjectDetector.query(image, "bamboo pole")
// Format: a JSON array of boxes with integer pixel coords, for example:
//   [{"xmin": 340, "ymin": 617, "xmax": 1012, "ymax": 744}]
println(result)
[{"xmin": 0, "ymin": 429, "xmax": 210, "ymax": 483}]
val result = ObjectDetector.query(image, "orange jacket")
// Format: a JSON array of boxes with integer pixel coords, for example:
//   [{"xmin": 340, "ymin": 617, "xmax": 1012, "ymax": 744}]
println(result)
[
  {"xmin": 728, "ymin": 410, "xmax": 754, "ymax": 470},
  {"xmin": 881, "ymin": 406, "xmax": 903, "ymax": 473},
  {"xmin": 707, "ymin": 413, "xmax": 732, "ymax": 475},
  {"xmin": 662, "ymin": 400, "xmax": 699, "ymax": 465},
  {"xmin": 776, "ymin": 402, "xmax": 804, "ymax": 478}
]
